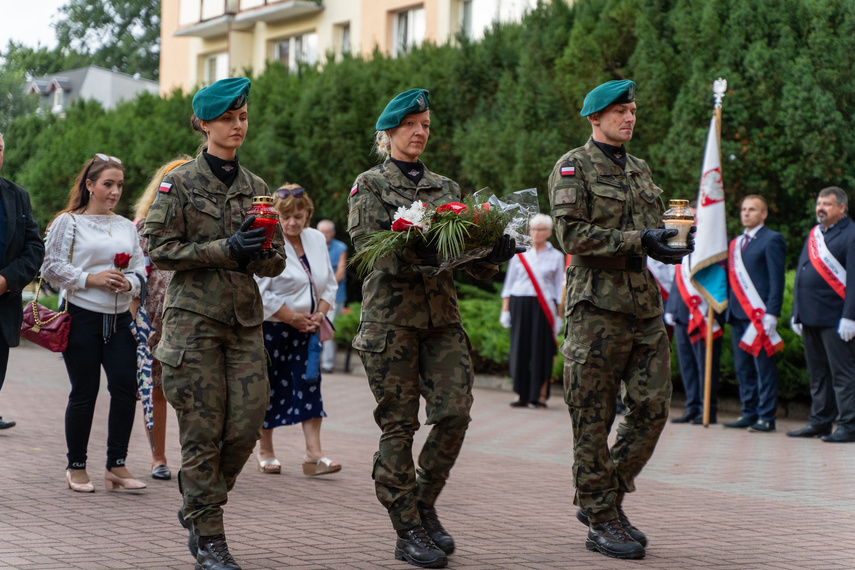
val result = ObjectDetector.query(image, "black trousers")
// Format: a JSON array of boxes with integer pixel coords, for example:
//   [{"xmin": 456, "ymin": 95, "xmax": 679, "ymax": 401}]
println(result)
[
  {"xmin": 0, "ymin": 335, "xmax": 9, "ymax": 392},
  {"xmin": 63, "ymin": 303, "xmax": 137, "ymax": 470},
  {"xmin": 803, "ymin": 325, "xmax": 855, "ymax": 430},
  {"xmin": 509, "ymin": 296, "xmax": 556, "ymax": 403}
]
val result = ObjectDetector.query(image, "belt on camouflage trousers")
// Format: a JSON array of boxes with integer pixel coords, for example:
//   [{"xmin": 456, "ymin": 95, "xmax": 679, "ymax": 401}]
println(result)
[{"xmin": 569, "ymin": 255, "xmax": 647, "ymax": 272}]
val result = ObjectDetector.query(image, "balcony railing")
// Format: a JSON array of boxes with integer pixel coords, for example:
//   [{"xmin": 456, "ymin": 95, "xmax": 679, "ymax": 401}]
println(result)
[{"xmin": 179, "ymin": 0, "xmax": 321, "ymax": 27}]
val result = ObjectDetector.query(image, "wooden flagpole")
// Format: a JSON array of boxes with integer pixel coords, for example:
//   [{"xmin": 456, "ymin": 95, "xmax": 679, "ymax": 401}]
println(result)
[{"xmin": 702, "ymin": 78, "xmax": 727, "ymax": 427}]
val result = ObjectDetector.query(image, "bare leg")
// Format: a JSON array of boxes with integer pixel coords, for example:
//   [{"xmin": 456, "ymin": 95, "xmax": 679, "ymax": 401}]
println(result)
[
  {"xmin": 150, "ymin": 386, "xmax": 168, "ymax": 468},
  {"xmin": 301, "ymin": 417, "xmax": 339, "ymax": 466}
]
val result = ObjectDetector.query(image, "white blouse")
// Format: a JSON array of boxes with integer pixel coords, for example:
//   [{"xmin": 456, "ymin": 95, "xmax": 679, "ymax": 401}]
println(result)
[
  {"xmin": 255, "ymin": 227, "xmax": 337, "ymax": 322},
  {"xmin": 500, "ymin": 242, "xmax": 565, "ymax": 305},
  {"xmin": 42, "ymin": 212, "xmax": 145, "ymax": 313}
]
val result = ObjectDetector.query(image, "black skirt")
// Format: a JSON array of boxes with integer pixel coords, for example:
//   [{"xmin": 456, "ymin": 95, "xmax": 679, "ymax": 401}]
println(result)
[{"xmin": 508, "ymin": 296, "xmax": 557, "ymax": 403}]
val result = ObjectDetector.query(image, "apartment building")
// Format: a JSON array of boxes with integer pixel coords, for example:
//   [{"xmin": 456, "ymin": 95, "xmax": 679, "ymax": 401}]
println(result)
[{"xmin": 159, "ymin": 0, "xmax": 546, "ymax": 95}]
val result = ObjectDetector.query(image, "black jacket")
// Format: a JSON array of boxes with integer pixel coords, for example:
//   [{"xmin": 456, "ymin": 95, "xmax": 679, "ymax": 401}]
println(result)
[{"xmin": 0, "ymin": 176, "xmax": 45, "ymax": 347}]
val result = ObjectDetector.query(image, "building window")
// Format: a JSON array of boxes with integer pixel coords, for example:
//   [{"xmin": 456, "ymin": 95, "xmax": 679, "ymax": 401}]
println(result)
[
  {"xmin": 273, "ymin": 32, "xmax": 319, "ymax": 71},
  {"xmin": 52, "ymin": 88, "xmax": 65, "ymax": 113},
  {"xmin": 204, "ymin": 52, "xmax": 228, "ymax": 84},
  {"xmin": 394, "ymin": 6, "xmax": 425, "ymax": 57},
  {"xmin": 336, "ymin": 22, "xmax": 351, "ymax": 57},
  {"xmin": 461, "ymin": 0, "xmax": 474, "ymax": 40}
]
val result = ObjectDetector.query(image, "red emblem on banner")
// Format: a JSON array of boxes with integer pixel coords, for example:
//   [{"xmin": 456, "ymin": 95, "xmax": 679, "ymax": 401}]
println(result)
[{"xmin": 700, "ymin": 167, "xmax": 724, "ymax": 206}]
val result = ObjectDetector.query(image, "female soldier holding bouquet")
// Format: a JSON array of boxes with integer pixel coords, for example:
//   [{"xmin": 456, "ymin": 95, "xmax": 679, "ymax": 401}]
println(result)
[
  {"xmin": 348, "ymin": 88, "xmax": 517, "ymax": 568},
  {"xmin": 143, "ymin": 77, "xmax": 285, "ymax": 570}
]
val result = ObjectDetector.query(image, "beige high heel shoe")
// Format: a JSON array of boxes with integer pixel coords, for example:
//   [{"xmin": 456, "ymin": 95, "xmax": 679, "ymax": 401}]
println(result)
[
  {"xmin": 104, "ymin": 468, "xmax": 147, "ymax": 490},
  {"xmin": 66, "ymin": 469, "xmax": 95, "ymax": 493}
]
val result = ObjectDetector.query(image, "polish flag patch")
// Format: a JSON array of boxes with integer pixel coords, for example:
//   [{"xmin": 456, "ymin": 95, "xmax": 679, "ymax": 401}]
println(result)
[
  {"xmin": 350, "ymin": 183, "xmax": 358, "ymax": 197},
  {"xmin": 560, "ymin": 166, "xmax": 575, "ymax": 177},
  {"xmin": 158, "ymin": 182, "xmax": 172, "ymax": 193}
]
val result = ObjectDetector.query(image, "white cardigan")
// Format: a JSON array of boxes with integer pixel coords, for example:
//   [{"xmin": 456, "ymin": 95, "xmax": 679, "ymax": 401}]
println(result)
[
  {"xmin": 42, "ymin": 212, "xmax": 145, "ymax": 313},
  {"xmin": 255, "ymin": 227, "xmax": 337, "ymax": 322}
]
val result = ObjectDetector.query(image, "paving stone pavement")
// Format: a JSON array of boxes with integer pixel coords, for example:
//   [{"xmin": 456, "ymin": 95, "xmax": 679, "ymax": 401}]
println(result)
[{"xmin": 1, "ymin": 343, "xmax": 854, "ymax": 569}]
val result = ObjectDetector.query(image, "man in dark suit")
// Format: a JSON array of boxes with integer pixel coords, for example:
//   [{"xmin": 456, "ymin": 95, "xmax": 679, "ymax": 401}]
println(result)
[
  {"xmin": 665, "ymin": 270, "xmax": 725, "ymax": 425},
  {"xmin": 789, "ymin": 186, "xmax": 855, "ymax": 443},
  {"xmin": 0, "ymin": 131, "xmax": 46, "ymax": 429},
  {"xmin": 723, "ymin": 195, "xmax": 786, "ymax": 433}
]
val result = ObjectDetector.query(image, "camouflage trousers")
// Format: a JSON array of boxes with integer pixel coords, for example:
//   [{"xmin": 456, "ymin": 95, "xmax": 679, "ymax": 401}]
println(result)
[
  {"xmin": 155, "ymin": 309, "xmax": 270, "ymax": 536},
  {"xmin": 562, "ymin": 301, "xmax": 671, "ymax": 523},
  {"xmin": 354, "ymin": 322, "xmax": 473, "ymax": 531}
]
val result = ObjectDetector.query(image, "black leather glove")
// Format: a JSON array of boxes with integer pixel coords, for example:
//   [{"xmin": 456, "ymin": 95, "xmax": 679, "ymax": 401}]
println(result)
[
  {"xmin": 227, "ymin": 217, "xmax": 266, "ymax": 265},
  {"xmin": 641, "ymin": 228, "xmax": 693, "ymax": 264},
  {"xmin": 414, "ymin": 238, "xmax": 439, "ymax": 266},
  {"xmin": 252, "ymin": 249, "xmax": 277, "ymax": 261},
  {"xmin": 485, "ymin": 234, "xmax": 518, "ymax": 264}
]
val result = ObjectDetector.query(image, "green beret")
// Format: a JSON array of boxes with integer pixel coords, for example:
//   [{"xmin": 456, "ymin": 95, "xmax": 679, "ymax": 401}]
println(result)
[
  {"xmin": 376, "ymin": 89, "xmax": 430, "ymax": 130},
  {"xmin": 580, "ymin": 80, "xmax": 636, "ymax": 117},
  {"xmin": 192, "ymin": 77, "xmax": 251, "ymax": 121}
]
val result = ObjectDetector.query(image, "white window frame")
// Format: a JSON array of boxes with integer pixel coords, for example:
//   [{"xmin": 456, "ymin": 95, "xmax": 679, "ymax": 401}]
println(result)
[
  {"xmin": 204, "ymin": 52, "xmax": 228, "ymax": 85},
  {"xmin": 273, "ymin": 32, "xmax": 319, "ymax": 71},
  {"xmin": 393, "ymin": 6, "xmax": 425, "ymax": 57}
]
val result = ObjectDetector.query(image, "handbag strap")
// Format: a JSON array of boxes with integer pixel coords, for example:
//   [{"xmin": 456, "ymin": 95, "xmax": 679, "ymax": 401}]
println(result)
[
  {"xmin": 33, "ymin": 213, "xmax": 78, "ymax": 326},
  {"xmin": 298, "ymin": 254, "xmax": 319, "ymax": 313}
]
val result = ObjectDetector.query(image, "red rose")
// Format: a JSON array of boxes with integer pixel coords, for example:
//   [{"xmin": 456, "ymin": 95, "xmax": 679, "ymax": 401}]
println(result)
[
  {"xmin": 437, "ymin": 202, "xmax": 467, "ymax": 214},
  {"xmin": 392, "ymin": 218, "xmax": 414, "ymax": 232},
  {"xmin": 114, "ymin": 253, "xmax": 131, "ymax": 270}
]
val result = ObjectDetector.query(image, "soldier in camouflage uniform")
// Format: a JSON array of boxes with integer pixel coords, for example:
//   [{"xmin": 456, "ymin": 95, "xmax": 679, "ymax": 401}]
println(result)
[
  {"xmin": 143, "ymin": 78, "xmax": 285, "ymax": 570},
  {"xmin": 548, "ymin": 80, "xmax": 692, "ymax": 560},
  {"xmin": 349, "ymin": 89, "xmax": 517, "ymax": 569}
]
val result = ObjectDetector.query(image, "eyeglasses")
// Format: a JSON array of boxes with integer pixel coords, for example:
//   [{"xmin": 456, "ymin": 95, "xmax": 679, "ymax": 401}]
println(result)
[
  {"xmin": 276, "ymin": 187, "xmax": 306, "ymax": 199},
  {"xmin": 95, "ymin": 153, "xmax": 122, "ymax": 164}
]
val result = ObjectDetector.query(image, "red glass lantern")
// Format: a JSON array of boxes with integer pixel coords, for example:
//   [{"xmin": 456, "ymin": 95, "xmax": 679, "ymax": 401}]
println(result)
[{"xmin": 247, "ymin": 196, "xmax": 279, "ymax": 250}]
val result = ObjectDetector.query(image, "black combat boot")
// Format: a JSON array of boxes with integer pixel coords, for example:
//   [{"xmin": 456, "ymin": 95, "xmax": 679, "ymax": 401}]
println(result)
[
  {"xmin": 177, "ymin": 507, "xmax": 198, "ymax": 557},
  {"xmin": 417, "ymin": 502, "xmax": 455, "ymax": 555},
  {"xmin": 395, "ymin": 525, "xmax": 448, "ymax": 568},
  {"xmin": 195, "ymin": 534, "xmax": 241, "ymax": 570},
  {"xmin": 586, "ymin": 518, "xmax": 645, "ymax": 559},
  {"xmin": 576, "ymin": 507, "xmax": 647, "ymax": 547}
]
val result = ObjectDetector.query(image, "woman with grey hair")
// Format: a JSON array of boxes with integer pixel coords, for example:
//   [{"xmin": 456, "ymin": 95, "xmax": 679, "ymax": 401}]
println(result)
[{"xmin": 500, "ymin": 213, "xmax": 565, "ymax": 407}]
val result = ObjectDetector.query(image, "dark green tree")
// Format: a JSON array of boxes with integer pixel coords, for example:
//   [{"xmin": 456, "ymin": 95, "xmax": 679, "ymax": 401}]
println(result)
[{"xmin": 55, "ymin": 0, "xmax": 161, "ymax": 79}]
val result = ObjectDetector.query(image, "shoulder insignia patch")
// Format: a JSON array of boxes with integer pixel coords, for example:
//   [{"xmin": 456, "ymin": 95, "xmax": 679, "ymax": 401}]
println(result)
[
  {"xmin": 158, "ymin": 182, "xmax": 172, "ymax": 193},
  {"xmin": 350, "ymin": 183, "xmax": 358, "ymax": 197},
  {"xmin": 560, "ymin": 166, "xmax": 575, "ymax": 177}
]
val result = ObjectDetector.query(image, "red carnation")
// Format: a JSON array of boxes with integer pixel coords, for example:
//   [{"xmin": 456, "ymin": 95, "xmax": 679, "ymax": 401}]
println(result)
[
  {"xmin": 392, "ymin": 218, "xmax": 414, "ymax": 232},
  {"xmin": 114, "ymin": 253, "xmax": 131, "ymax": 270},
  {"xmin": 437, "ymin": 202, "xmax": 467, "ymax": 214}
]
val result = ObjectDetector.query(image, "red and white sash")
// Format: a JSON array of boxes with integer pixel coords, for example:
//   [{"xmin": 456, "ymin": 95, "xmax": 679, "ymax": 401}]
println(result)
[
  {"xmin": 808, "ymin": 225, "xmax": 846, "ymax": 299},
  {"xmin": 728, "ymin": 237, "xmax": 784, "ymax": 356},
  {"xmin": 517, "ymin": 253, "xmax": 558, "ymax": 346},
  {"xmin": 675, "ymin": 261, "xmax": 721, "ymax": 344}
]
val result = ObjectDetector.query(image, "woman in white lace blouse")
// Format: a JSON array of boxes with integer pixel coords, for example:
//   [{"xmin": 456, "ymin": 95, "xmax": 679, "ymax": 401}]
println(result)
[{"xmin": 42, "ymin": 155, "xmax": 146, "ymax": 493}]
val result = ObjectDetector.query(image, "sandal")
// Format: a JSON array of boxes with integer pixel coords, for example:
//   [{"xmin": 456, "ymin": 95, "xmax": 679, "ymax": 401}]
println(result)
[
  {"xmin": 302, "ymin": 456, "xmax": 341, "ymax": 477},
  {"xmin": 257, "ymin": 457, "xmax": 281, "ymax": 474}
]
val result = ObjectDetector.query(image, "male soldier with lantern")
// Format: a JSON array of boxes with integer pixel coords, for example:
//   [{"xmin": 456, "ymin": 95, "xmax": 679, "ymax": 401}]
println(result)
[{"xmin": 548, "ymin": 80, "xmax": 693, "ymax": 560}]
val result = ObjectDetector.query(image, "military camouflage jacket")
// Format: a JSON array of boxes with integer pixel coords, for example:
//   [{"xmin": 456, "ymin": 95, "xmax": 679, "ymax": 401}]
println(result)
[
  {"xmin": 548, "ymin": 138, "xmax": 665, "ymax": 318},
  {"xmin": 143, "ymin": 153, "xmax": 286, "ymax": 327},
  {"xmin": 347, "ymin": 159, "xmax": 497, "ymax": 329}
]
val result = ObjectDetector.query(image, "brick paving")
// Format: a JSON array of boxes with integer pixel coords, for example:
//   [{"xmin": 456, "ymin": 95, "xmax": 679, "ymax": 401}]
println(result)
[{"xmin": 1, "ymin": 343, "xmax": 854, "ymax": 569}]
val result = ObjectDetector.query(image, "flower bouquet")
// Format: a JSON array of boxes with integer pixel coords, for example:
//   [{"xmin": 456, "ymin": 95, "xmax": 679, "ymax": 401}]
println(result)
[{"xmin": 351, "ymin": 188, "xmax": 539, "ymax": 277}]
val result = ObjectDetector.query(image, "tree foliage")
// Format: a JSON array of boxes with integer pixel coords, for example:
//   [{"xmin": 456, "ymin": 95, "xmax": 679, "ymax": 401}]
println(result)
[{"xmin": 55, "ymin": 0, "xmax": 161, "ymax": 80}]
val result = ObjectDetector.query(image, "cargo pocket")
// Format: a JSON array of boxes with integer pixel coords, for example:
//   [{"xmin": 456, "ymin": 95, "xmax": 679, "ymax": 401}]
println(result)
[
  {"xmin": 352, "ymin": 324, "xmax": 388, "ymax": 354},
  {"xmin": 561, "ymin": 341, "xmax": 593, "ymax": 408},
  {"xmin": 561, "ymin": 341, "xmax": 591, "ymax": 365},
  {"xmin": 153, "ymin": 340, "xmax": 188, "ymax": 411}
]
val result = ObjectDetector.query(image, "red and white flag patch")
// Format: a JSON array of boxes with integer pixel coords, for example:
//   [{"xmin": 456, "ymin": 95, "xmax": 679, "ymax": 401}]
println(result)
[
  {"xmin": 350, "ymin": 183, "xmax": 358, "ymax": 197},
  {"xmin": 158, "ymin": 182, "xmax": 172, "ymax": 193},
  {"xmin": 560, "ymin": 166, "xmax": 575, "ymax": 177}
]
